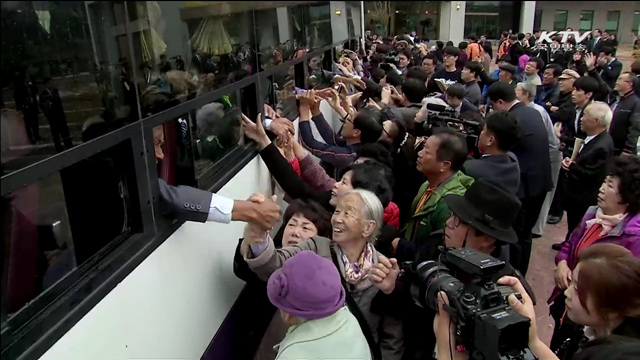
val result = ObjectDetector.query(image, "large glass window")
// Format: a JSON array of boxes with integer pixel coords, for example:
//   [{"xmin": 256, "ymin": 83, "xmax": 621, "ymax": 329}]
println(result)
[
  {"xmin": 534, "ymin": 9, "xmax": 543, "ymax": 32},
  {"xmin": 464, "ymin": 1, "xmax": 500, "ymax": 39},
  {"xmin": 606, "ymin": 11, "xmax": 621, "ymax": 33},
  {"xmin": 580, "ymin": 11, "xmax": 594, "ymax": 32},
  {"xmin": 553, "ymin": 10, "xmax": 568, "ymax": 31},
  {"xmin": 1, "ymin": 2, "xmax": 360, "ymax": 359}
]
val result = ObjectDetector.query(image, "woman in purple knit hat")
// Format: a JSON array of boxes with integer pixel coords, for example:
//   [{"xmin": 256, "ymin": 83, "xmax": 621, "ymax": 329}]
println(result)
[
  {"xmin": 548, "ymin": 156, "xmax": 640, "ymax": 353},
  {"xmin": 266, "ymin": 250, "xmax": 370, "ymax": 359}
]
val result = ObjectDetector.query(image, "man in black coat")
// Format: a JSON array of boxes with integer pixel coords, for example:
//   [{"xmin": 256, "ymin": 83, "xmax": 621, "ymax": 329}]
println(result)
[
  {"xmin": 610, "ymin": 72, "xmax": 640, "ymax": 156},
  {"xmin": 487, "ymin": 82, "xmax": 553, "ymax": 276},
  {"xmin": 596, "ymin": 46, "xmax": 623, "ymax": 91},
  {"xmin": 463, "ymin": 111, "xmax": 521, "ymax": 195},
  {"xmin": 560, "ymin": 102, "xmax": 614, "ymax": 241}
]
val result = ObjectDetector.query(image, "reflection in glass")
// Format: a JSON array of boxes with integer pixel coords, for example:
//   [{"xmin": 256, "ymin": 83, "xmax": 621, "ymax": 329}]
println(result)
[
  {"xmin": 2, "ymin": 173, "xmax": 75, "ymax": 318},
  {"xmin": 1, "ymin": 138, "xmax": 136, "ymax": 320}
]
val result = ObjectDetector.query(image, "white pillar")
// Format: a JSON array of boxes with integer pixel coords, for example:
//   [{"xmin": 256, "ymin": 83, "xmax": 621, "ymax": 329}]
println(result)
[
  {"xmin": 519, "ymin": 1, "xmax": 536, "ymax": 34},
  {"xmin": 276, "ymin": 7, "xmax": 291, "ymax": 43},
  {"xmin": 439, "ymin": 1, "xmax": 466, "ymax": 43},
  {"xmin": 330, "ymin": 1, "xmax": 348, "ymax": 44}
]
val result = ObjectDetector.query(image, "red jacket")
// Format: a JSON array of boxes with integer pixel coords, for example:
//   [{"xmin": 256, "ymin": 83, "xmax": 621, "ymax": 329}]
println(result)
[{"xmin": 383, "ymin": 201, "xmax": 400, "ymax": 230}]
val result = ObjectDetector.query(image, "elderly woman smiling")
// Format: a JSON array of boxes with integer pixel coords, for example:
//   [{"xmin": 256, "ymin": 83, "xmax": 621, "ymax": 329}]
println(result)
[{"xmin": 241, "ymin": 189, "xmax": 403, "ymax": 360}]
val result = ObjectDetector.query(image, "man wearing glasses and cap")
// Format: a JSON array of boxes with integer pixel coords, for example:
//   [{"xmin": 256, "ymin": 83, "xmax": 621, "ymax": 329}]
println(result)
[{"xmin": 370, "ymin": 179, "xmax": 535, "ymax": 360}]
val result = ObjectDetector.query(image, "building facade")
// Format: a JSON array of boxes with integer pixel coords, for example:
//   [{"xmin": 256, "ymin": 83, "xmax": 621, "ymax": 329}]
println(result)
[{"xmin": 364, "ymin": 1, "xmax": 639, "ymax": 44}]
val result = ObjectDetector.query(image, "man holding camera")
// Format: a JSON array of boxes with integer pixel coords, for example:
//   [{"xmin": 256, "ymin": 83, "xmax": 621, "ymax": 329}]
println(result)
[{"xmin": 371, "ymin": 179, "xmax": 535, "ymax": 360}]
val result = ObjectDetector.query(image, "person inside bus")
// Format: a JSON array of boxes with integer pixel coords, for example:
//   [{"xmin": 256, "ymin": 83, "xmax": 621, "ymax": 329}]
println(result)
[
  {"xmin": 551, "ymin": 243, "xmax": 640, "ymax": 359},
  {"xmin": 241, "ymin": 189, "xmax": 404, "ymax": 360},
  {"xmin": 233, "ymin": 199, "xmax": 332, "ymax": 360},
  {"xmin": 265, "ymin": 250, "xmax": 371, "ymax": 360},
  {"xmin": 549, "ymin": 156, "xmax": 640, "ymax": 353},
  {"xmin": 151, "ymin": 124, "xmax": 281, "ymax": 230}
]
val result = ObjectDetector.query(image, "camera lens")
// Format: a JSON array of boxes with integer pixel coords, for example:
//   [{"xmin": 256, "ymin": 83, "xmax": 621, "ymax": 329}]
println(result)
[{"xmin": 411, "ymin": 261, "xmax": 463, "ymax": 311}]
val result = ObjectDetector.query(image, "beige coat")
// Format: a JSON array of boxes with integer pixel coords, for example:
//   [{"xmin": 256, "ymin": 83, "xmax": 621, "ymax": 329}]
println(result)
[{"xmin": 242, "ymin": 236, "xmax": 404, "ymax": 360}]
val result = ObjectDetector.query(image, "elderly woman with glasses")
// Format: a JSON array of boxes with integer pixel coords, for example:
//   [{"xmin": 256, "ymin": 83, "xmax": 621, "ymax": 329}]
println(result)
[{"xmin": 241, "ymin": 189, "xmax": 404, "ymax": 360}]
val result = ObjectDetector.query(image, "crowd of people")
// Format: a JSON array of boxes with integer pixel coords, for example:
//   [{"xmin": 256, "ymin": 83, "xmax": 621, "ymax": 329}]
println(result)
[{"xmin": 149, "ymin": 28, "xmax": 640, "ymax": 360}]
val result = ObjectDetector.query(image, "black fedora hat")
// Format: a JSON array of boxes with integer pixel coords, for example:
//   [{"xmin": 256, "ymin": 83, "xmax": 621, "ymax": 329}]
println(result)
[{"xmin": 444, "ymin": 179, "xmax": 522, "ymax": 244}]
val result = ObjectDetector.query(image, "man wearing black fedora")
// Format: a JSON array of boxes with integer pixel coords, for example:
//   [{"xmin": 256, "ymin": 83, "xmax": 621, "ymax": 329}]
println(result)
[{"xmin": 371, "ymin": 179, "xmax": 535, "ymax": 360}]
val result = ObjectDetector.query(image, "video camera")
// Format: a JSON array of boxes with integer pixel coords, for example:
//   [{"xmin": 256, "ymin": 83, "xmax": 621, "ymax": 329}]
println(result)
[
  {"xmin": 401, "ymin": 248, "xmax": 535, "ymax": 360},
  {"xmin": 423, "ymin": 103, "xmax": 482, "ymax": 155}
]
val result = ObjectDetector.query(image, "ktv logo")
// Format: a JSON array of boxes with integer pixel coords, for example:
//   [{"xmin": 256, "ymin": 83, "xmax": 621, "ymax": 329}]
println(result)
[{"xmin": 538, "ymin": 30, "xmax": 591, "ymax": 44}]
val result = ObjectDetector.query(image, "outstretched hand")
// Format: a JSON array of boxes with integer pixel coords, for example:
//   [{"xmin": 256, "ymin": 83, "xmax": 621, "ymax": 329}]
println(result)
[{"xmin": 241, "ymin": 113, "xmax": 271, "ymax": 150}]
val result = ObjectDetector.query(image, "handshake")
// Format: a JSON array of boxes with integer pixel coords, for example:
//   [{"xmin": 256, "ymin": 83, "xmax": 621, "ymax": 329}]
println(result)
[{"xmin": 234, "ymin": 193, "xmax": 281, "ymax": 232}]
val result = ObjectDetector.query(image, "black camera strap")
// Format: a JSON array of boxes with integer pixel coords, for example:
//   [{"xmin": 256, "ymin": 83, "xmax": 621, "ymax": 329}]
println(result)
[{"xmin": 329, "ymin": 243, "xmax": 382, "ymax": 360}]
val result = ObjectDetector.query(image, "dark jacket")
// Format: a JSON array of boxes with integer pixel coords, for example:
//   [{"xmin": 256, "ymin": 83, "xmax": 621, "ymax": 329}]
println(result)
[
  {"xmin": 396, "ymin": 172, "xmax": 474, "ymax": 264},
  {"xmin": 508, "ymin": 42, "xmax": 525, "ymax": 67},
  {"xmin": 508, "ymin": 102, "xmax": 554, "ymax": 198},
  {"xmin": 299, "ymin": 113, "xmax": 360, "ymax": 173},
  {"xmin": 609, "ymin": 91, "xmax": 640, "ymax": 155},
  {"xmin": 536, "ymin": 82, "xmax": 560, "ymax": 107},
  {"xmin": 158, "ymin": 178, "xmax": 212, "ymax": 223},
  {"xmin": 597, "ymin": 58, "xmax": 623, "ymax": 91},
  {"xmin": 436, "ymin": 94, "xmax": 480, "ymax": 114},
  {"xmin": 564, "ymin": 131, "xmax": 614, "ymax": 209},
  {"xmin": 463, "ymin": 153, "xmax": 521, "ymax": 195}
]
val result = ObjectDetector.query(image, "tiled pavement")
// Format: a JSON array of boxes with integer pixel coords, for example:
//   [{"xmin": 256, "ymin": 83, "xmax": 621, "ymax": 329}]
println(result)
[{"xmin": 529, "ymin": 215, "xmax": 570, "ymax": 344}]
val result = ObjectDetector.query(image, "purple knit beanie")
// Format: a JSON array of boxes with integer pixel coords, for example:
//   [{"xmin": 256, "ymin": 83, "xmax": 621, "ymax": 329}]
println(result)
[{"xmin": 267, "ymin": 251, "xmax": 345, "ymax": 320}]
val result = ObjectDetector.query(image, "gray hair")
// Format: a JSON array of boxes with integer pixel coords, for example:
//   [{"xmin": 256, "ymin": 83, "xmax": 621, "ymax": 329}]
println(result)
[
  {"xmin": 516, "ymin": 82, "xmax": 537, "ymax": 100},
  {"xmin": 196, "ymin": 102, "xmax": 225, "ymax": 132},
  {"xmin": 349, "ymin": 189, "xmax": 384, "ymax": 243},
  {"xmin": 585, "ymin": 101, "xmax": 613, "ymax": 130}
]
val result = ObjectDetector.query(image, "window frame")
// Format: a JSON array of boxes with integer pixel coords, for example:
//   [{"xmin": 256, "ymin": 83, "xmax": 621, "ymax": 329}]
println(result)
[
  {"xmin": 1, "ymin": 3, "xmax": 360, "ymax": 359},
  {"xmin": 553, "ymin": 10, "xmax": 568, "ymax": 32},
  {"xmin": 579, "ymin": 10, "xmax": 594, "ymax": 32},
  {"xmin": 606, "ymin": 10, "xmax": 621, "ymax": 33}
]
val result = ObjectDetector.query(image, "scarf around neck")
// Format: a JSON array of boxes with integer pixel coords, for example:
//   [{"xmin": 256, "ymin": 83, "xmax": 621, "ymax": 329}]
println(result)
[
  {"xmin": 339, "ymin": 243, "xmax": 375, "ymax": 286},
  {"xmin": 585, "ymin": 208, "xmax": 627, "ymax": 236}
]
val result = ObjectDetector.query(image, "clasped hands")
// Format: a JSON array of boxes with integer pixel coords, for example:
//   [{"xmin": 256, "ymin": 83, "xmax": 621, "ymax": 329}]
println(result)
[{"xmin": 243, "ymin": 193, "xmax": 279, "ymax": 243}]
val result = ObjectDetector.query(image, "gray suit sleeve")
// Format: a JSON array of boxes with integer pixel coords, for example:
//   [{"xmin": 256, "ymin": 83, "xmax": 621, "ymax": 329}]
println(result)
[{"xmin": 158, "ymin": 179, "xmax": 213, "ymax": 223}]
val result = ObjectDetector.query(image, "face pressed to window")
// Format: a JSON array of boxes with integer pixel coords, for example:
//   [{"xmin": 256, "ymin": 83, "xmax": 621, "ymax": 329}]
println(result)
[{"xmin": 282, "ymin": 214, "xmax": 319, "ymax": 247}]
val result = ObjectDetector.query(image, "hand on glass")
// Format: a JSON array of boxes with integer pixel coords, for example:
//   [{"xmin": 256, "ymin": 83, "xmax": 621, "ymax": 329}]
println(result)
[
  {"xmin": 270, "ymin": 116, "xmax": 294, "ymax": 139},
  {"xmin": 241, "ymin": 113, "xmax": 270, "ymax": 150},
  {"xmin": 263, "ymin": 104, "xmax": 277, "ymax": 119},
  {"xmin": 298, "ymin": 90, "xmax": 317, "ymax": 107}
]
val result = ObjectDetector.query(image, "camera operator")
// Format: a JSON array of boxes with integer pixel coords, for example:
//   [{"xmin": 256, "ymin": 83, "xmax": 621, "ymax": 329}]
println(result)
[
  {"xmin": 433, "ymin": 276, "xmax": 558, "ymax": 360},
  {"xmin": 371, "ymin": 179, "xmax": 537, "ymax": 360},
  {"xmin": 437, "ymin": 83, "xmax": 480, "ymax": 115}
]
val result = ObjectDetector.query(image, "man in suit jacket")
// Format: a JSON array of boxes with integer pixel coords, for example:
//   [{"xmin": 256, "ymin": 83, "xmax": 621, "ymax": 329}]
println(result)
[
  {"xmin": 589, "ymin": 29, "xmax": 603, "ymax": 55},
  {"xmin": 463, "ymin": 111, "xmax": 521, "ymax": 194},
  {"xmin": 487, "ymin": 82, "xmax": 553, "ymax": 275},
  {"xmin": 596, "ymin": 46, "xmax": 623, "ymax": 90},
  {"xmin": 153, "ymin": 125, "xmax": 281, "ymax": 229},
  {"xmin": 560, "ymin": 102, "xmax": 614, "ymax": 242},
  {"xmin": 440, "ymin": 83, "xmax": 480, "ymax": 115}
]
